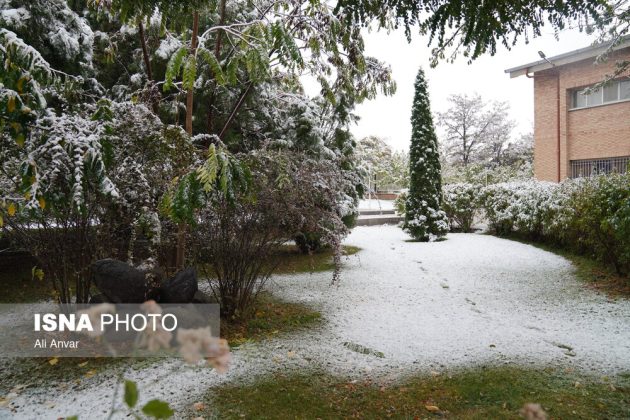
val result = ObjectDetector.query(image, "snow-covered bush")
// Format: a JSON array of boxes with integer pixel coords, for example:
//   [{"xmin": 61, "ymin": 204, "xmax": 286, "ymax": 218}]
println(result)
[
  {"xmin": 442, "ymin": 183, "xmax": 480, "ymax": 233},
  {"xmin": 478, "ymin": 180, "xmax": 562, "ymax": 238},
  {"xmin": 478, "ymin": 174, "xmax": 630, "ymax": 276},
  {"xmin": 0, "ymin": 101, "xmax": 196, "ymax": 302},
  {"xmin": 477, "ymin": 182, "xmax": 518, "ymax": 235},
  {"xmin": 564, "ymin": 174, "xmax": 630, "ymax": 275}
]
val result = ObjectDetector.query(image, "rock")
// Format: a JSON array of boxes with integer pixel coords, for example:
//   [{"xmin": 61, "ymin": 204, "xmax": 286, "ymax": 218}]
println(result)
[
  {"xmin": 161, "ymin": 268, "xmax": 198, "ymax": 303},
  {"xmin": 192, "ymin": 290, "xmax": 216, "ymax": 304},
  {"xmin": 163, "ymin": 305, "xmax": 208, "ymax": 329},
  {"xmin": 88, "ymin": 294, "xmax": 108, "ymax": 304},
  {"xmin": 92, "ymin": 259, "xmax": 157, "ymax": 303}
]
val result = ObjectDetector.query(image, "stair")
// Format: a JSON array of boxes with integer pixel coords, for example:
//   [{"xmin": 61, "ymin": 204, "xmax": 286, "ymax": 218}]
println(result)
[{"xmin": 357, "ymin": 209, "xmax": 403, "ymax": 226}]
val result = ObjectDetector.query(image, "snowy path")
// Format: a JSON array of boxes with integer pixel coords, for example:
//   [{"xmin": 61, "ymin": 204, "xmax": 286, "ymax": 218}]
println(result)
[{"xmin": 4, "ymin": 226, "xmax": 630, "ymax": 419}]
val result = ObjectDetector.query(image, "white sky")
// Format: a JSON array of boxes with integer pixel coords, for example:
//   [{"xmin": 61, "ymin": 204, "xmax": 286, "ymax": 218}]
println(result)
[{"xmin": 311, "ymin": 26, "xmax": 596, "ymax": 151}]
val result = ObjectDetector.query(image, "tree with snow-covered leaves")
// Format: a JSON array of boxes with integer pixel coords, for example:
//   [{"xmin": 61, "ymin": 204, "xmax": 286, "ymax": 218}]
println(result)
[{"xmin": 403, "ymin": 67, "xmax": 448, "ymax": 241}]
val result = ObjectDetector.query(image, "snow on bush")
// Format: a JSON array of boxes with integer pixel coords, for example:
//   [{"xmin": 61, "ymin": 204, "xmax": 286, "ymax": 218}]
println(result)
[
  {"xmin": 473, "ymin": 174, "xmax": 630, "ymax": 275},
  {"xmin": 442, "ymin": 183, "xmax": 480, "ymax": 233}
]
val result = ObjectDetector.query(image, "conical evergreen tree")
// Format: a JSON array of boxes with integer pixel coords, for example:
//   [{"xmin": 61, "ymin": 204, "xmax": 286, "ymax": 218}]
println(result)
[{"xmin": 403, "ymin": 67, "xmax": 448, "ymax": 241}]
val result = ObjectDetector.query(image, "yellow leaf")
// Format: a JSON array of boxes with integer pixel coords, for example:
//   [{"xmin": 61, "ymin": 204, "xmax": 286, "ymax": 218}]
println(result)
[
  {"xmin": 0, "ymin": 214, "xmax": 3, "ymax": 227},
  {"xmin": 16, "ymin": 77, "xmax": 25, "ymax": 93},
  {"xmin": 85, "ymin": 370, "xmax": 96, "ymax": 378},
  {"xmin": 7, "ymin": 203, "xmax": 16, "ymax": 217},
  {"xmin": 32, "ymin": 267, "xmax": 44, "ymax": 281},
  {"xmin": 15, "ymin": 133, "xmax": 25, "ymax": 147},
  {"xmin": 425, "ymin": 405, "xmax": 440, "ymax": 412},
  {"xmin": 7, "ymin": 95, "xmax": 15, "ymax": 113},
  {"xmin": 78, "ymin": 361, "xmax": 88, "ymax": 367},
  {"xmin": 38, "ymin": 196, "xmax": 46, "ymax": 209},
  {"xmin": 48, "ymin": 357, "xmax": 59, "ymax": 366}
]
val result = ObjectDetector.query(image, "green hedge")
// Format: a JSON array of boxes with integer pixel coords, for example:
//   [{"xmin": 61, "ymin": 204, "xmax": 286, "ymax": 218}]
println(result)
[{"xmin": 444, "ymin": 174, "xmax": 630, "ymax": 276}]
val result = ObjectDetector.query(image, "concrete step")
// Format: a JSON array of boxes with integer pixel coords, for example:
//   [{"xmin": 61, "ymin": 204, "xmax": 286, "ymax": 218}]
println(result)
[
  {"xmin": 358, "ymin": 209, "xmax": 396, "ymax": 216},
  {"xmin": 357, "ymin": 214, "xmax": 404, "ymax": 226}
]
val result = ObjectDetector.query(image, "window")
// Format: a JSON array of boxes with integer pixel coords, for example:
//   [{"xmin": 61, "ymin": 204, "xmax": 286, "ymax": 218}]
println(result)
[
  {"xmin": 570, "ymin": 156, "xmax": 630, "ymax": 178},
  {"xmin": 570, "ymin": 78, "xmax": 630, "ymax": 109},
  {"xmin": 573, "ymin": 90, "xmax": 587, "ymax": 108},
  {"xmin": 603, "ymin": 83, "xmax": 618, "ymax": 102},
  {"xmin": 586, "ymin": 89, "xmax": 603, "ymax": 106}
]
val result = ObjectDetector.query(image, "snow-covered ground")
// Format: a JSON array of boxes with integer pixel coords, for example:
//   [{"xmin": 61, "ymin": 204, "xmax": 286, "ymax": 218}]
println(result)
[{"xmin": 4, "ymin": 226, "xmax": 630, "ymax": 419}]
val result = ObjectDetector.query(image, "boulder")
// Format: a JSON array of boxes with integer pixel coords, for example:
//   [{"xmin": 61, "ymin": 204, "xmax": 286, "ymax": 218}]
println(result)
[
  {"xmin": 92, "ymin": 259, "xmax": 157, "ymax": 303},
  {"xmin": 161, "ymin": 268, "xmax": 198, "ymax": 303},
  {"xmin": 192, "ymin": 290, "xmax": 216, "ymax": 304},
  {"xmin": 88, "ymin": 293, "xmax": 108, "ymax": 304}
]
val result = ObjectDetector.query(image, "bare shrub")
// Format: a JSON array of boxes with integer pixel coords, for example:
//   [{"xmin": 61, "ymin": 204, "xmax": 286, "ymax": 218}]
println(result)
[{"xmin": 191, "ymin": 150, "xmax": 349, "ymax": 319}]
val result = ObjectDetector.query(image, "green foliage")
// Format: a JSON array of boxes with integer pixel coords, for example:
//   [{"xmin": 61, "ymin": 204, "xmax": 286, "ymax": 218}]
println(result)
[
  {"xmin": 476, "ymin": 174, "xmax": 630, "ymax": 277},
  {"xmin": 124, "ymin": 380, "xmax": 139, "ymax": 408},
  {"xmin": 121, "ymin": 379, "xmax": 174, "ymax": 418},
  {"xmin": 142, "ymin": 399, "xmax": 174, "ymax": 418},
  {"xmin": 566, "ymin": 174, "xmax": 630, "ymax": 275},
  {"xmin": 442, "ymin": 183, "xmax": 479, "ymax": 232},
  {"xmin": 197, "ymin": 47, "xmax": 225, "ymax": 85},
  {"xmin": 403, "ymin": 67, "xmax": 448, "ymax": 241},
  {"xmin": 163, "ymin": 46, "xmax": 188, "ymax": 91},
  {"xmin": 0, "ymin": 29, "xmax": 53, "ymax": 142},
  {"xmin": 160, "ymin": 144, "xmax": 250, "ymax": 224},
  {"xmin": 335, "ymin": 0, "xmax": 604, "ymax": 65}
]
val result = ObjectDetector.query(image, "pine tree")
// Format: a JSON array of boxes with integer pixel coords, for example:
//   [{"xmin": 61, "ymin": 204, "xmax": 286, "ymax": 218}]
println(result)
[{"xmin": 403, "ymin": 67, "xmax": 448, "ymax": 241}]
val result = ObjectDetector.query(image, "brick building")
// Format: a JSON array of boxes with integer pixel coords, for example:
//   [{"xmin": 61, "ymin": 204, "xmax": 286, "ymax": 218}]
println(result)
[{"xmin": 505, "ymin": 39, "xmax": 630, "ymax": 182}]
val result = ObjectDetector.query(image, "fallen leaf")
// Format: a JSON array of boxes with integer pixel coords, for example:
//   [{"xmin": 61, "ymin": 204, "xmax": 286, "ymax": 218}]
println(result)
[
  {"xmin": 85, "ymin": 370, "xmax": 96, "ymax": 378},
  {"xmin": 48, "ymin": 357, "xmax": 59, "ymax": 366},
  {"xmin": 287, "ymin": 351, "xmax": 295, "ymax": 358},
  {"xmin": 425, "ymin": 405, "xmax": 440, "ymax": 412},
  {"xmin": 193, "ymin": 402, "xmax": 206, "ymax": 411},
  {"xmin": 78, "ymin": 361, "xmax": 88, "ymax": 367}
]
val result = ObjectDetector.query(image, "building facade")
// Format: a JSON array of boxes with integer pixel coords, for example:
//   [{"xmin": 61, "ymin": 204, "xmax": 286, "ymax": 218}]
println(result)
[{"xmin": 506, "ymin": 40, "xmax": 630, "ymax": 182}]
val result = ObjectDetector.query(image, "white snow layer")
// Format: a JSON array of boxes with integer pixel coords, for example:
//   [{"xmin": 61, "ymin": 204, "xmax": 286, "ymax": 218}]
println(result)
[{"xmin": 5, "ymin": 226, "xmax": 630, "ymax": 419}]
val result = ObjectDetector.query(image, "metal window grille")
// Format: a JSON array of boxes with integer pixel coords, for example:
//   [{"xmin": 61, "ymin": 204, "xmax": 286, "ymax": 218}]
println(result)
[{"xmin": 570, "ymin": 156, "xmax": 630, "ymax": 178}]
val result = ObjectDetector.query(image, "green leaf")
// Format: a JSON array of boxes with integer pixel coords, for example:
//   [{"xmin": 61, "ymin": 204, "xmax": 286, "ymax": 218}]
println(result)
[
  {"xmin": 124, "ymin": 380, "xmax": 138, "ymax": 408},
  {"xmin": 142, "ymin": 399, "xmax": 174, "ymax": 418},
  {"xmin": 196, "ymin": 144, "xmax": 219, "ymax": 192},
  {"xmin": 198, "ymin": 47, "xmax": 226, "ymax": 85},
  {"xmin": 163, "ymin": 46, "xmax": 188, "ymax": 91},
  {"xmin": 182, "ymin": 54, "xmax": 197, "ymax": 91}
]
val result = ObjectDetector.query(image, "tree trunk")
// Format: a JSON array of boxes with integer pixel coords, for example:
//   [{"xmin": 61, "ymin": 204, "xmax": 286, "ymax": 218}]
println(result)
[
  {"xmin": 138, "ymin": 19, "xmax": 153, "ymax": 81},
  {"xmin": 176, "ymin": 11, "xmax": 200, "ymax": 270},
  {"xmin": 207, "ymin": 0, "xmax": 227, "ymax": 133},
  {"xmin": 185, "ymin": 11, "xmax": 199, "ymax": 135}
]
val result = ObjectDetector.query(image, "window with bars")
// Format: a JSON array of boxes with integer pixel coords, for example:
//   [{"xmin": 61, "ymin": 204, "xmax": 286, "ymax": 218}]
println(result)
[{"xmin": 570, "ymin": 156, "xmax": 630, "ymax": 178}]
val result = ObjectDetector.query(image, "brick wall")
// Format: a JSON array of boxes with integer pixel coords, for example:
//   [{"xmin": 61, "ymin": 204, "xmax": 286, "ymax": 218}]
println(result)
[{"xmin": 533, "ymin": 47, "xmax": 630, "ymax": 181}]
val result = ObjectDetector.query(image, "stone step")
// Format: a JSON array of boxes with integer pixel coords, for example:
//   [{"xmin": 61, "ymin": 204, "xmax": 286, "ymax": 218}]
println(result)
[
  {"xmin": 358, "ymin": 209, "xmax": 396, "ymax": 216},
  {"xmin": 357, "ymin": 214, "xmax": 404, "ymax": 226}
]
